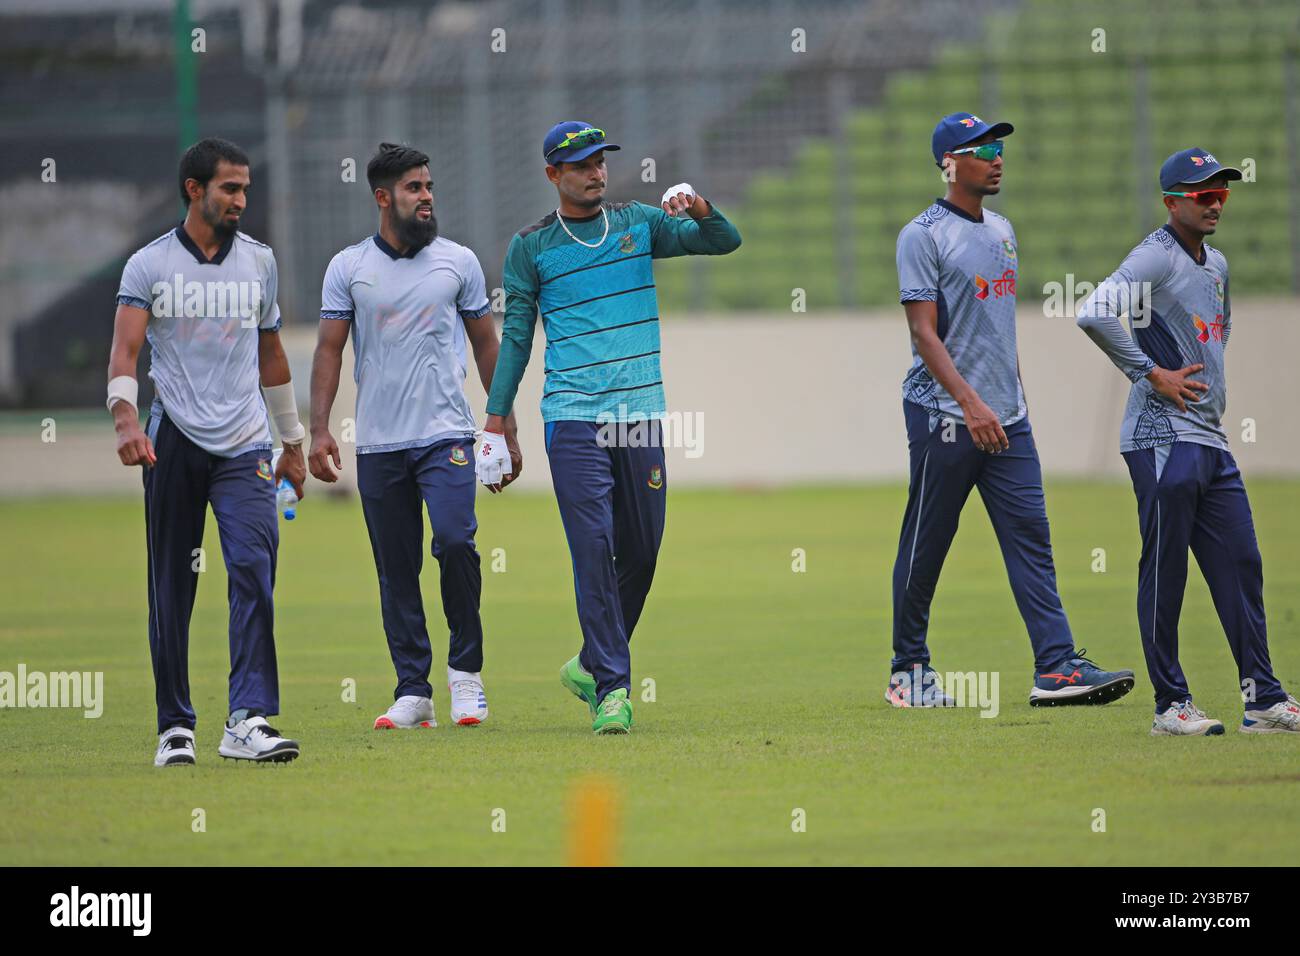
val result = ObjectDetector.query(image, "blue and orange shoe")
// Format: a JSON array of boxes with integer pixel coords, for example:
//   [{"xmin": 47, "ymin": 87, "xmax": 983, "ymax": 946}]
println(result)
[
  {"xmin": 885, "ymin": 664, "xmax": 956, "ymax": 708},
  {"xmin": 1029, "ymin": 648, "xmax": 1134, "ymax": 707}
]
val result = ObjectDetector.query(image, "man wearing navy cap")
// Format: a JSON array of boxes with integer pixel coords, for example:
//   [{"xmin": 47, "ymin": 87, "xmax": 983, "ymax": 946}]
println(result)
[
  {"xmin": 889, "ymin": 112, "xmax": 1135, "ymax": 709},
  {"xmin": 1076, "ymin": 148, "xmax": 1298, "ymax": 735},
  {"xmin": 476, "ymin": 121, "xmax": 741, "ymax": 734}
]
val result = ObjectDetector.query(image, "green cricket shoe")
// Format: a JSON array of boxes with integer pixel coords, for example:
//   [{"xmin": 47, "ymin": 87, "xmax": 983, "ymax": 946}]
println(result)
[
  {"xmin": 559, "ymin": 654, "xmax": 598, "ymax": 717},
  {"xmin": 592, "ymin": 688, "xmax": 633, "ymax": 735}
]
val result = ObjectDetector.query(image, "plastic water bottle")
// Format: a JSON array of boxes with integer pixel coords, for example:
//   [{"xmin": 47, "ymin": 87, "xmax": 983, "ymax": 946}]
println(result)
[{"xmin": 270, "ymin": 449, "xmax": 298, "ymax": 521}]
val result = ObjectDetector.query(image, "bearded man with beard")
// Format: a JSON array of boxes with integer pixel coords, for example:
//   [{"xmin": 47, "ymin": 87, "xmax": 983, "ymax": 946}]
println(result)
[{"xmin": 309, "ymin": 143, "xmax": 520, "ymax": 730}]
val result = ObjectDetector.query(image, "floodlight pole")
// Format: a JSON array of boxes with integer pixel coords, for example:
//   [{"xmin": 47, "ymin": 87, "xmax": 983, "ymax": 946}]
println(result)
[
  {"xmin": 242, "ymin": 0, "xmax": 304, "ymax": 320},
  {"xmin": 1286, "ymin": 44, "xmax": 1300, "ymax": 295},
  {"xmin": 174, "ymin": 0, "xmax": 198, "ymax": 186}
]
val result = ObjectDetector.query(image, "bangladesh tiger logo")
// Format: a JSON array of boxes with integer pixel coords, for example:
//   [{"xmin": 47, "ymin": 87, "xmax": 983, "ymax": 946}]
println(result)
[
  {"xmin": 450, "ymin": 447, "xmax": 468, "ymax": 466},
  {"xmin": 256, "ymin": 459, "xmax": 273, "ymax": 482},
  {"xmin": 647, "ymin": 466, "xmax": 663, "ymax": 490},
  {"xmin": 619, "ymin": 233, "xmax": 636, "ymax": 254}
]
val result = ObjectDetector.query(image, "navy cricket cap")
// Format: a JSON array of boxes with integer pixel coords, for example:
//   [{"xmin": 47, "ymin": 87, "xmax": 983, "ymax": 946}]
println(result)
[
  {"xmin": 931, "ymin": 112, "xmax": 1015, "ymax": 166},
  {"xmin": 1159, "ymin": 147, "xmax": 1243, "ymax": 191},
  {"xmin": 542, "ymin": 121, "xmax": 621, "ymax": 165}
]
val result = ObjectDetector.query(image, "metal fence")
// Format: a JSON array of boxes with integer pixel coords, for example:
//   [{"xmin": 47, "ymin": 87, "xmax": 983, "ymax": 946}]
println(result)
[
  {"xmin": 274, "ymin": 0, "xmax": 1300, "ymax": 318},
  {"xmin": 272, "ymin": 0, "xmax": 1024, "ymax": 319},
  {"xmin": 1, "ymin": 0, "xmax": 1297, "ymax": 406}
]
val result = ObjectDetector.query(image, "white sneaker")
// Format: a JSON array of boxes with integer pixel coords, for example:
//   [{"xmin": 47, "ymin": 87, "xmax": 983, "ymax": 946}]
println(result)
[
  {"xmin": 1151, "ymin": 701, "xmax": 1225, "ymax": 736},
  {"xmin": 448, "ymin": 667, "xmax": 488, "ymax": 725},
  {"xmin": 154, "ymin": 727, "xmax": 195, "ymax": 767},
  {"xmin": 218, "ymin": 715, "xmax": 300, "ymax": 762},
  {"xmin": 374, "ymin": 695, "xmax": 436, "ymax": 730},
  {"xmin": 1240, "ymin": 694, "xmax": 1300, "ymax": 734}
]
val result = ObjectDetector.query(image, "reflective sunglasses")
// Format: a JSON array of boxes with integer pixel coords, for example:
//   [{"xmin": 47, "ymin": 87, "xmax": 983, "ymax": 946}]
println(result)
[
  {"xmin": 949, "ymin": 140, "xmax": 1004, "ymax": 161},
  {"xmin": 1162, "ymin": 187, "xmax": 1230, "ymax": 206},
  {"xmin": 545, "ymin": 127, "xmax": 606, "ymax": 159}
]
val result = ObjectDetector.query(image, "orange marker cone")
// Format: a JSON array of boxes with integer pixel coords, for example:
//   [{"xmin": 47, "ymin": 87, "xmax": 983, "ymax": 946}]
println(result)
[{"xmin": 568, "ymin": 775, "xmax": 619, "ymax": 867}]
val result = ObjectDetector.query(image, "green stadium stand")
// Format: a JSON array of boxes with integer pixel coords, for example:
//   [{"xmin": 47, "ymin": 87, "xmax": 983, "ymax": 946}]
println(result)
[{"xmin": 659, "ymin": 0, "xmax": 1300, "ymax": 311}]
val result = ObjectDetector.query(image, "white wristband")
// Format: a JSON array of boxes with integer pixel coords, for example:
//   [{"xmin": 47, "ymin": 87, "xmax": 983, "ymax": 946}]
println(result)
[
  {"xmin": 262, "ymin": 381, "xmax": 305, "ymax": 445},
  {"xmin": 107, "ymin": 375, "xmax": 138, "ymax": 414}
]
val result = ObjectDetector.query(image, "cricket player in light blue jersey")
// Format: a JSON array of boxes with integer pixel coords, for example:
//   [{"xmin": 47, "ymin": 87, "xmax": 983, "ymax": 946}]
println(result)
[
  {"xmin": 1077, "ymin": 147, "xmax": 1298, "ymax": 736},
  {"xmin": 107, "ymin": 138, "xmax": 307, "ymax": 767},
  {"xmin": 309, "ymin": 143, "xmax": 520, "ymax": 731},
  {"xmin": 889, "ymin": 113, "xmax": 1135, "ymax": 710}
]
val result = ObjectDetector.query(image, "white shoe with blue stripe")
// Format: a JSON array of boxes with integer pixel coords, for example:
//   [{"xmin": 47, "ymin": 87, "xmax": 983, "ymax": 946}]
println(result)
[
  {"xmin": 218, "ymin": 715, "xmax": 300, "ymax": 762},
  {"xmin": 1240, "ymin": 695, "xmax": 1300, "ymax": 734},
  {"xmin": 448, "ymin": 667, "xmax": 488, "ymax": 725}
]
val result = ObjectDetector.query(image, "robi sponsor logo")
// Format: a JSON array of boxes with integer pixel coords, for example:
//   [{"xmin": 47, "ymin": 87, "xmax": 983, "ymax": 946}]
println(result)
[
  {"xmin": 973, "ymin": 270, "xmax": 1016, "ymax": 300},
  {"xmin": 1193, "ymin": 313, "xmax": 1225, "ymax": 344}
]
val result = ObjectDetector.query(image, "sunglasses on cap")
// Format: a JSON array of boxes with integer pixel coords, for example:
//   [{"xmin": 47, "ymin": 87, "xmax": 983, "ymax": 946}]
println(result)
[
  {"xmin": 545, "ymin": 127, "xmax": 607, "ymax": 160},
  {"xmin": 1162, "ymin": 188, "xmax": 1230, "ymax": 206},
  {"xmin": 949, "ymin": 140, "xmax": 1004, "ymax": 161}
]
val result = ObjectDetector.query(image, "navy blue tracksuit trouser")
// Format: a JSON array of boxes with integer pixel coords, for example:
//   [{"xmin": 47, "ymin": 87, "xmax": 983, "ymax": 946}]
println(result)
[
  {"xmin": 357, "ymin": 437, "xmax": 483, "ymax": 701},
  {"xmin": 547, "ymin": 420, "xmax": 666, "ymax": 703},
  {"xmin": 143, "ymin": 411, "xmax": 280, "ymax": 734},
  {"xmin": 1123, "ymin": 441, "xmax": 1285, "ymax": 712},
  {"xmin": 891, "ymin": 400, "xmax": 1076, "ymax": 674}
]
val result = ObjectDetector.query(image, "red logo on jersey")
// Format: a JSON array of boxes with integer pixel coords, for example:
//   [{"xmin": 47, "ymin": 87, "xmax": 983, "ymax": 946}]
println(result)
[
  {"xmin": 1193, "ymin": 313, "xmax": 1224, "ymax": 343},
  {"xmin": 974, "ymin": 270, "xmax": 1016, "ymax": 300}
]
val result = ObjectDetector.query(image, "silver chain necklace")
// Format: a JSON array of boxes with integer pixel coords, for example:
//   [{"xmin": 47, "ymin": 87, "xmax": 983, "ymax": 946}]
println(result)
[{"xmin": 555, "ymin": 205, "xmax": 609, "ymax": 248}]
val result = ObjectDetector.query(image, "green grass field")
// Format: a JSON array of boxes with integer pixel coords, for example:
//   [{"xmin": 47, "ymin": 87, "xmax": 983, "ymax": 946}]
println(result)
[{"xmin": 2, "ymin": 481, "xmax": 1298, "ymax": 866}]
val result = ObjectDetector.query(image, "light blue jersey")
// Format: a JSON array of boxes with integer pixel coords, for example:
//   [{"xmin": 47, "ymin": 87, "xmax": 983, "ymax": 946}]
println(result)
[
  {"xmin": 116, "ymin": 226, "xmax": 280, "ymax": 457},
  {"xmin": 896, "ymin": 199, "xmax": 1026, "ymax": 426},
  {"xmin": 320, "ymin": 234, "xmax": 491, "ymax": 454},
  {"xmin": 1076, "ymin": 225, "xmax": 1231, "ymax": 452}
]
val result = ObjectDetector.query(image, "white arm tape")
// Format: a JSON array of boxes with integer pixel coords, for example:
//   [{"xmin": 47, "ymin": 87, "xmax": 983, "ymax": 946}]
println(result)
[
  {"xmin": 107, "ymin": 375, "xmax": 138, "ymax": 414},
  {"xmin": 263, "ymin": 381, "xmax": 306, "ymax": 445}
]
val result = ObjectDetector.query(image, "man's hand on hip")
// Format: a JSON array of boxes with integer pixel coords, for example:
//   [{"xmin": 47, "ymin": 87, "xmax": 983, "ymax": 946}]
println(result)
[{"xmin": 1146, "ymin": 363, "xmax": 1208, "ymax": 413}]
